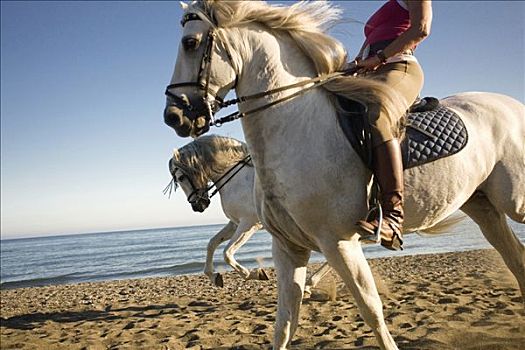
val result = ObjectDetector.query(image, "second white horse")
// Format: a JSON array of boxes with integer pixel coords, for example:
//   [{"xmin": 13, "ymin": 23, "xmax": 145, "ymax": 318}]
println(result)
[{"xmin": 169, "ymin": 134, "xmax": 332, "ymax": 291}]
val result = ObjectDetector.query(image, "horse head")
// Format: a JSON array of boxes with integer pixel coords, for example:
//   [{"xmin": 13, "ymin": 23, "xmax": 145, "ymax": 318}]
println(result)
[
  {"xmin": 168, "ymin": 157, "xmax": 211, "ymax": 213},
  {"xmin": 164, "ymin": 2, "xmax": 237, "ymax": 138}
]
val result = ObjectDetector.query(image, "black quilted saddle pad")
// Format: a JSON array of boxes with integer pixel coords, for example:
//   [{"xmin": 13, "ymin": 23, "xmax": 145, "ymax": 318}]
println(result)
[
  {"xmin": 336, "ymin": 97, "xmax": 468, "ymax": 169},
  {"xmin": 402, "ymin": 104, "xmax": 468, "ymax": 168}
]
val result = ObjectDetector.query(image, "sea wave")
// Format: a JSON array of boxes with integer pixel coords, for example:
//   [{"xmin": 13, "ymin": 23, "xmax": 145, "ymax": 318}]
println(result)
[
  {"xmin": 1, "ymin": 222, "xmax": 523, "ymax": 289},
  {"xmin": 0, "ymin": 261, "xmax": 207, "ymax": 289},
  {"xmin": 0, "ymin": 273, "xmax": 80, "ymax": 289}
]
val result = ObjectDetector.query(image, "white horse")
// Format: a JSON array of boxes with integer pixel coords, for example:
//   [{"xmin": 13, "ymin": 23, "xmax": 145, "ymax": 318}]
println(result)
[
  {"xmin": 164, "ymin": 2, "xmax": 525, "ymax": 349},
  {"xmin": 169, "ymin": 135, "xmax": 266, "ymax": 286},
  {"xmin": 169, "ymin": 134, "xmax": 332, "ymax": 291}
]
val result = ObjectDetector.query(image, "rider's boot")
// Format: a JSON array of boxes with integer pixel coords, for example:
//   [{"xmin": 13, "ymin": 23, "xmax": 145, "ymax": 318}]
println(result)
[{"xmin": 357, "ymin": 139, "xmax": 404, "ymax": 251}]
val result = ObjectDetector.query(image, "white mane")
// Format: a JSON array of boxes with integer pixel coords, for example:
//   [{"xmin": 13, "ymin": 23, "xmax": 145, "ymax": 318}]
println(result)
[
  {"xmin": 197, "ymin": 0, "xmax": 347, "ymax": 74},
  {"xmin": 189, "ymin": 0, "xmax": 406, "ymax": 126}
]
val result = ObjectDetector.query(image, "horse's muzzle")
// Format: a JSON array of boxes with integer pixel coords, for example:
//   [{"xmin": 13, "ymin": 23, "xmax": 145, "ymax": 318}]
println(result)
[
  {"xmin": 191, "ymin": 198, "xmax": 210, "ymax": 212},
  {"xmin": 164, "ymin": 105, "xmax": 211, "ymax": 138},
  {"xmin": 164, "ymin": 105, "xmax": 193, "ymax": 137}
]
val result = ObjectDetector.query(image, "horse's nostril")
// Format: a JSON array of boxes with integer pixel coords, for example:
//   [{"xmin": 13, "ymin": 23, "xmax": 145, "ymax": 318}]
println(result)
[
  {"xmin": 164, "ymin": 106, "xmax": 193, "ymax": 137},
  {"xmin": 164, "ymin": 106, "xmax": 183, "ymax": 126}
]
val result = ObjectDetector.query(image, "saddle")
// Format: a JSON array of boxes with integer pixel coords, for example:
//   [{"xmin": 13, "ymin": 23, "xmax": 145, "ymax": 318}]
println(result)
[{"xmin": 336, "ymin": 96, "xmax": 468, "ymax": 169}]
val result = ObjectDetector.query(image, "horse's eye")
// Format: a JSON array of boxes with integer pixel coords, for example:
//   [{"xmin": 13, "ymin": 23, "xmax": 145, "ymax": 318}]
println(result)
[{"xmin": 182, "ymin": 36, "xmax": 200, "ymax": 51}]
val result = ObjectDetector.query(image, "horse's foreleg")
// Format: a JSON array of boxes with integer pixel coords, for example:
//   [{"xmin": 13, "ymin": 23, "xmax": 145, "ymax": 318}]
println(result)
[
  {"xmin": 204, "ymin": 221, "xmax": 237, "ymax": 287},
  {"xmin": 461, "ymin": 193, "xmax": 525, "ymax": 299},
  {"xmin": 319, "ymin": 238, "xmax": 398, "ymax": 350},
  {"xmin": 223, "ymin": 221, "xmax": 263, "ymax": 280},
  {"xmin": 272, "ymin": 237, "xmax": 310, "ymax": 350},
  {"xmin": 304, "ymin": 262, "xmax": 332, "ymax": 296}
]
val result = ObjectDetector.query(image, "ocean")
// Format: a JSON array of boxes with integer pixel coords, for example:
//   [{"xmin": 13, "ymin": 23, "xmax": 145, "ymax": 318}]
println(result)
[{"xmin": 1, "ymin": 219, "xmax": 524, "ymax": 289}]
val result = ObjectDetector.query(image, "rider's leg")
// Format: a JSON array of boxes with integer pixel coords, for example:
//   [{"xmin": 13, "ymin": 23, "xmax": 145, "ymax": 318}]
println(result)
[
  {"xmin": 357, "ymin": 139, "xmax": 404, "ymax": 250},
  {"xmin": 356, "ymin": 60, "xmax": 423, "ymax": 251}
]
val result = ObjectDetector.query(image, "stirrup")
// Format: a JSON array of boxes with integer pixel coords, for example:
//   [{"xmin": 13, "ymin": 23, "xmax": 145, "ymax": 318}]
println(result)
[{"xmin": 358, "ymin": 203, "xmax": 383, "ymax": 243}]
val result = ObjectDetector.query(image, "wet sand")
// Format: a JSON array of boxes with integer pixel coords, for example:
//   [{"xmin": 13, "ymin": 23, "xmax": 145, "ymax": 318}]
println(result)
[{"xmin": 1, "ymin": 249, "xmax": 524, "ymax": 349}]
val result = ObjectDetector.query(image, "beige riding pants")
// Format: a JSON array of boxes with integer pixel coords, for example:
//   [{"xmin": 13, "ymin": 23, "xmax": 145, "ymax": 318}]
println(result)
[{"xmin": 364, "ymin": 60, "xmax": 424, "ymax": 146}]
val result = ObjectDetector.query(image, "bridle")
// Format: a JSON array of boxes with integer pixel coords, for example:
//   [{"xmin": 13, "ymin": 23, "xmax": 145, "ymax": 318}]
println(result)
[
  {"xmin": 172, "ymin": 166, "xmax": 206, "ymax": 204},
  {"xmin": 169, "ymin": 155, "xmax": 252, "ymax": 205},
  {"xmin": 165, "ymin": 11, "xmax": 354, "ymax": 128},
  {"xmin": 165, "ymin": 12, "xmax": 223, "ymax": 126}
]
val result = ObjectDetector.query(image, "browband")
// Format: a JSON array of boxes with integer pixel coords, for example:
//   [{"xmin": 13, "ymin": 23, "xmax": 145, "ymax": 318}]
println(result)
[{"xmin": 181, "ymin": 13, "xmax": 201, "ymax": 27}]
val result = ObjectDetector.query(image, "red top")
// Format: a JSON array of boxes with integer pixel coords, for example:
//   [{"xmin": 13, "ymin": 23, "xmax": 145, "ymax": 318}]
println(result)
[{"xmin": 364, "ymin": 0, "xmax": 410, "ymax": 46}]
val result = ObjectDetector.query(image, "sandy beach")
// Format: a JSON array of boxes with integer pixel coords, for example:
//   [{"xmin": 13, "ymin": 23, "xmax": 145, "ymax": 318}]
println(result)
[{"xmin": 1, "ymin": 248, "xmax": 524, "ymax": 350}]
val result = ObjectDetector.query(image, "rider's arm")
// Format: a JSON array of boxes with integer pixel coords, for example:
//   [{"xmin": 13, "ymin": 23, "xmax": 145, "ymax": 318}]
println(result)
[
  {"xmin": 358, "ymin": 0, "xmax": 432, "ymax": 70},
  {"xmin": 382, "ymin": 0, "xmax": 432, "ymax": 59}
]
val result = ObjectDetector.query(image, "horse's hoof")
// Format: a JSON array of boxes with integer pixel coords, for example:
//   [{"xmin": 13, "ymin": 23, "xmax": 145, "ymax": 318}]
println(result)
[
  {"xmin": 213, "ymin": 273, "xmax": 224, "ymax": 288},
  {"xmin": 256, "ymin": 268, "xmax": 269, "ymax": 281}
]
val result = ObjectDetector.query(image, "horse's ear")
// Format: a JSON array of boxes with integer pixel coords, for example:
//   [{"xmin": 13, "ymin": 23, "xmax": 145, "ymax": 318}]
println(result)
[{"xmin": 180, "ymin": 2, "xmax": 188, "ymax": 10}]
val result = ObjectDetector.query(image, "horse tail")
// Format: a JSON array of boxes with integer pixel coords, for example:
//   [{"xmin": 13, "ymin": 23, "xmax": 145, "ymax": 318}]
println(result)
[{"xmin": 417, "ymin": 213, "xmax": 467, "ymax": 235}]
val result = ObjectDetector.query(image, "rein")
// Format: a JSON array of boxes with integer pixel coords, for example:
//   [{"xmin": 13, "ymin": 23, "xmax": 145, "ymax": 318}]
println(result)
[
  {"xmin": 211, "ymin": 72, "xmax": 347, "ymax": 126},
  {"xmin": 205, "ymin": 155, "xmax": 252, "ymax": 199}
]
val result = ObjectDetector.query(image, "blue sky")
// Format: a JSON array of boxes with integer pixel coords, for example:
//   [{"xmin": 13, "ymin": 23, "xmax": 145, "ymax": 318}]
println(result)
[{"xmin": 1, "ymin": 1, "xmax": 523, "ymax": 239}]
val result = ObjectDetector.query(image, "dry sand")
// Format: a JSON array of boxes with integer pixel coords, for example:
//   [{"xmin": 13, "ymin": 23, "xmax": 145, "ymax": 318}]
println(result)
[{"xmin": 1, "ymin": 249, "xmax": 524, "ymax": 350}]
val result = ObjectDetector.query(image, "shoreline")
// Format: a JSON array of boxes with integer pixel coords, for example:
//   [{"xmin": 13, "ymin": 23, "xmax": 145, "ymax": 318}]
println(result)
[{"xmin": 2, "ymin": 249, "xmax": 524, "ymax": 349}]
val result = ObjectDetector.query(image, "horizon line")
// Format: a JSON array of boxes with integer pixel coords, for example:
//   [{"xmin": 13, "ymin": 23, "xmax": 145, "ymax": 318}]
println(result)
[{"xmin": 0, "ymin": 221, "xmax": 232, "ymax": 241}]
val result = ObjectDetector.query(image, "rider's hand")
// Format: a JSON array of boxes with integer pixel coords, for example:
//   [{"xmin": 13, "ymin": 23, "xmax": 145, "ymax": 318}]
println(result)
[
  {"xmin": 356, "ymin": 55, "xmax": 383, "ymax": 73},
  {"xmin": 343, "ymin": 60, "xmax": 359, "ymax": 76}
]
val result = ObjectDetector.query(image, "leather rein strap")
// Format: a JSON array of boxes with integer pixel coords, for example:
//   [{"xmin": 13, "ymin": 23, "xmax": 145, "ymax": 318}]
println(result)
[
  {"xmin": 181, "ymin": 155, "xmax": 252, "ymax": 203},
  {"xmin": 206, "ymin": 155, "xmax": 252, "ymax": 199},
  {"xmin": 211, "ymin": 72, "xmax": 347, "ymax": 126}
]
